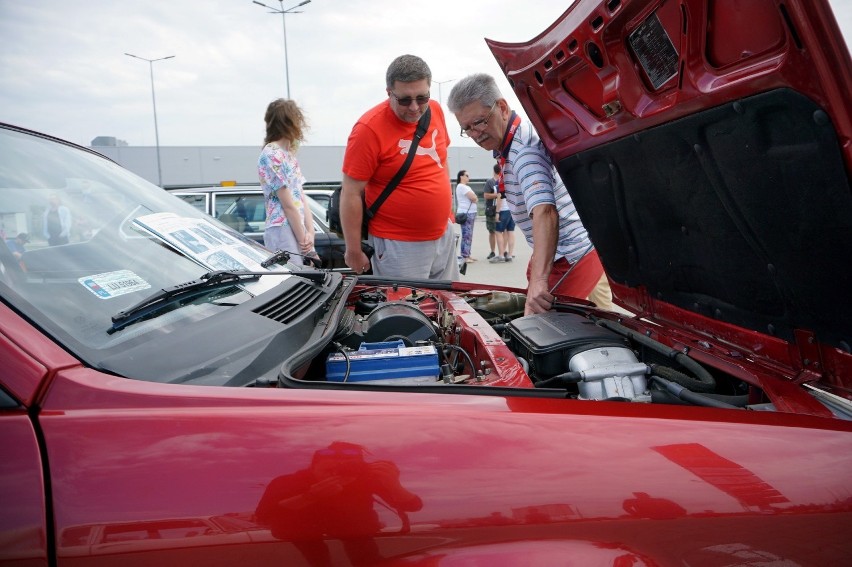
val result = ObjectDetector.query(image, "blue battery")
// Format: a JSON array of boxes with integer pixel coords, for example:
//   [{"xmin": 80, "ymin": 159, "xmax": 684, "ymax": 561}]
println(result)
[{"xmin": 326, "ymin": 340, "xmax": 440, "ymax": 383}]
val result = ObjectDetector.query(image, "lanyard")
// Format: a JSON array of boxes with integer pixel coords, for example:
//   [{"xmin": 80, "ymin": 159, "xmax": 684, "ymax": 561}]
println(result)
[{"xmin": 494, "ymin": 111, "xmax": 521, "ymax": 192}]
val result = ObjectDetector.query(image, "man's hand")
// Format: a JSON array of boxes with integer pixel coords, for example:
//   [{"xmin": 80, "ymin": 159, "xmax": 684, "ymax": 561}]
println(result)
[
  {"xmin": 525, "ymin": 276, "xmax": 554, "ymax": 315},
  {"xmin": 345, "ymin": 248, "xmax": 371, "ymax": 275}
]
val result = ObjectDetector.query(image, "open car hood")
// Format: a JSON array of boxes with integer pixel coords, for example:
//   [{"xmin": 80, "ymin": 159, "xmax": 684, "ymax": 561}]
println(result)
[{"xmin": 488, "ymin": 0, "xmax": 851, "ymax": 370}]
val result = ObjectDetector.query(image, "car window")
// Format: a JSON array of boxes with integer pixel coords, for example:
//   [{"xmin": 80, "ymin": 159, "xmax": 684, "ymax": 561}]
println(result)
[
  {"xmin": 219, "ymin": 191, "xmax": 328, "ymax": 237},
  {"xmin": 172, "ymin": 193, "xmax": 208, "ymax": 214},
  {"xmin": 217, "ymin": 193, "xmax": 266, "ymax": 236}
]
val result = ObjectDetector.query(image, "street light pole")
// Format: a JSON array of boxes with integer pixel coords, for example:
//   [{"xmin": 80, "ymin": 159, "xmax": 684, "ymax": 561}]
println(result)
[
  {"xmin": 432, "ymin": 78, "xmax": 454, "ymax": 107},
  {"xmin": 125, "ymin": 53, "xmax": 175, "ymax": 187},
  {"xmin": 252, "ymin": 0, "xmax": 311, "ymax": 98}
]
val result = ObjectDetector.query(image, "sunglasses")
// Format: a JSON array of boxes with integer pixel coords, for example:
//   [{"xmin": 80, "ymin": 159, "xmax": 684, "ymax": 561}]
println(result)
[{"xmin": 390, "ymin": 91, "xmax": 431, "ymax": 107}]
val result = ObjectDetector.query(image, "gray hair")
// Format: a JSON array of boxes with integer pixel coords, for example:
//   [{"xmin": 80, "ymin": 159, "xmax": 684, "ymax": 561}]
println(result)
[
  {"xmin": 386, "ymin": 54, "xmax": 432, "ymax": 89},
  {"xmin": 447, "ymin": 73, "xmax": 503, "ymax": 113}
]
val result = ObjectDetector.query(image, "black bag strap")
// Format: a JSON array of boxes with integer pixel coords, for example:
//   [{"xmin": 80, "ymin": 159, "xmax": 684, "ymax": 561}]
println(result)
[{"xmin": 365, "ymin": 106, "xmax": 431, "ymax": 219}]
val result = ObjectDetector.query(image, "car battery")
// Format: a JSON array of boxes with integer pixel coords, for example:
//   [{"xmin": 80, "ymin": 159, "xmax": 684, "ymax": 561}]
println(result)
[{"xmin": 326, "ymin": 340, "xmax": 440, "ymax": 384}]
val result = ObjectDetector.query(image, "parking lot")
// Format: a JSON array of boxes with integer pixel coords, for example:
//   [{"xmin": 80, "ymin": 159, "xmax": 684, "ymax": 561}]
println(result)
[{"xmin": 455, "ymin": 217, "xmax": 531, "ymax": 289}]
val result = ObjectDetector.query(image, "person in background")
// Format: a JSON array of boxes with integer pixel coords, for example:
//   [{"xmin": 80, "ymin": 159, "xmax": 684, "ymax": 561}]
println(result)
[
  {"xmin": 448, "ymin": 73, "xmax": 604, "ymax": 315},
  {"xmin": 43, "ymin": 193, "xmax": 71, "ymax": 246},
  {"xmin": 6, "ymin": 232, "xmax": 28, "ymax": 260},
  {"xmin": 490, "ymin": 161, "xmax": 517, "ymax": 264},
  {"xmin": 258, "ymin": 98, "xmax": 317, "ymax": 265},
  {"xmin": 482, "ymin": 163, "xmax": 500, "ymax": 260},
  {"xmin": 455, "ymin": 170, "xmax": 478, "ymax": 263},
  {"xmin": 340, "ymin": 54, "xmax": 458, "ymax": 280}
]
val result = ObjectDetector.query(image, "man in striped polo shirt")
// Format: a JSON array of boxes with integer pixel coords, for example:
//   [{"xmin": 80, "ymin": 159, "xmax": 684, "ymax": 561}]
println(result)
[{"xmin": 447, "ymin": 73, "xmax": 605, "ymax": 315}]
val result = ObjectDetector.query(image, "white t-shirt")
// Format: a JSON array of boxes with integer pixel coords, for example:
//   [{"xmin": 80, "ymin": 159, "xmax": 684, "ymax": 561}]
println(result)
[{"xmin": 455, "ymin": 183, "xmax": 475, "ymax": 215}]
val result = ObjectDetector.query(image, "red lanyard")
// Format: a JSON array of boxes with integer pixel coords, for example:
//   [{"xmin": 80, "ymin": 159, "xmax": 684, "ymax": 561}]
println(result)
[{"xmin": 496, "ymin": 112, "xmax": 521, "ymax": 193}]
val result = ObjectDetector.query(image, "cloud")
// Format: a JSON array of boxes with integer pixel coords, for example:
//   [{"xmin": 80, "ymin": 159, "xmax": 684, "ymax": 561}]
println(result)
[{"xmin": 1, "ymin": 0, "xmax": 849, "ymax": 148}]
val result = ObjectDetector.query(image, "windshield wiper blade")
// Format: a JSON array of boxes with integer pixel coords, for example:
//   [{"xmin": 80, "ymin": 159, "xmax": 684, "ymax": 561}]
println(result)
[
  {"xmin": 108, "ymin": 270, "xmax": 262, "ymax": 334},
  {"xmin": 108, "ymin": 269, "xmax": 328, "ymax": 334}
]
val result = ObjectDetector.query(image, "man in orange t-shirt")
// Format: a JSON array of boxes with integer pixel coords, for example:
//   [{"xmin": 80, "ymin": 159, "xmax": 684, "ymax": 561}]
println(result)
[{"xmin": 341, "ymin": 54, "xmax": 458, "ymax": 280}]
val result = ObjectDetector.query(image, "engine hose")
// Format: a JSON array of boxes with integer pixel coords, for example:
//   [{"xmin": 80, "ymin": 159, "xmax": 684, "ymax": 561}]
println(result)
[
  {"xmin": 650, "ymin": 376, "xmax": 742, "ymax": 410},
  {"xmin": 650, "ymin": 363, "xmax": 715, "ymax": 394},
  {"xmin": 534, "ymin": 371, "xmax": 582, "ymax": 389},
  {"xmin": 594, "ymin": 317, "xmax": 716, "ymax": 391}
]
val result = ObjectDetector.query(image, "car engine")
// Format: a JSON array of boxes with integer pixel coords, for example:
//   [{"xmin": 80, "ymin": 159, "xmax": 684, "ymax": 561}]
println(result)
[{"xmin": 289, "ymin": 281, "xmax": 757, "ymax": 410}]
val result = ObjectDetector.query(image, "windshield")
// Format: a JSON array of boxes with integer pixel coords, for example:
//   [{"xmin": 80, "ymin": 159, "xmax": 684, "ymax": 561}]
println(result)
[{"xmin": 0, "ymin": 126, "xmax": 285, "ymax": 370}]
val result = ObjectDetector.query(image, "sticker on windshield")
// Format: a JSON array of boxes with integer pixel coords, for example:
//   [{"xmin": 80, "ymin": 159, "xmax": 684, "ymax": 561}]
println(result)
[{"xmin": 79, "ymin": 270, "xmax": 151, "ymax": 299}]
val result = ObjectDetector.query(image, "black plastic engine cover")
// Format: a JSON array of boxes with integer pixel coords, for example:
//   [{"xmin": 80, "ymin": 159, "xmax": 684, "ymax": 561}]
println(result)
[{"xmin": 506, "ymin": 312, "xmax": 629, "ymax": 378}]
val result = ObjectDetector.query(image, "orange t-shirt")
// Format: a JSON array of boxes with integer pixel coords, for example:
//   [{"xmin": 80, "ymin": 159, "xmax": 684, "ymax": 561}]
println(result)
[{"xmin": 342, "ymin": 99, "xmax": 452, "ymax": 241}]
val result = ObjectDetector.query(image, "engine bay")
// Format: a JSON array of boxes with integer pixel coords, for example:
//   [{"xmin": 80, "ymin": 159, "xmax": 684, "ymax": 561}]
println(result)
[{"xmin": 283, "ymin": 280, "xmax": 803, "ymax": 413}]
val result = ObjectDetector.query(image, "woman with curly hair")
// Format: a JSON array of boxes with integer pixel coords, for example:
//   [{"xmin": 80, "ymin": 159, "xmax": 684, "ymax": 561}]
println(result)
[{"xmin": 258, "ymin": 98, "xmax": 317, "ymax": 265}]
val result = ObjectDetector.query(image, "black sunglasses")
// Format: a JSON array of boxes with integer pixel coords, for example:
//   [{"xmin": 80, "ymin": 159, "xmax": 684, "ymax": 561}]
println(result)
[{"xmin": 390, "ymin": 91, "xmax": 430, "ymax": 107}]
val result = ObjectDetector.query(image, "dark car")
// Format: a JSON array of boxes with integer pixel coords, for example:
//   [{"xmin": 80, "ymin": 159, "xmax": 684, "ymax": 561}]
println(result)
[
  {"xmin": 167, "ymin": 184, "xmax": 347, "ymax": 269},
  {"xmin": 1, "ymin": 1, "xmax": 851, "ymax": 565}
]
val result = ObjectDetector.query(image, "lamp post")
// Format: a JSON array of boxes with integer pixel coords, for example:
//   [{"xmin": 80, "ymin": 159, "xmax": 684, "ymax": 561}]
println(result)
[
  {"xmin": 124, "ymin": 53, "xmax": 175, "ymax": 187},
  {"xmin": 432, "ymin": 78, "xmax": 454, "ymax": 107},
  {"xmin": 252, "ymin": 0, "xmax": 311, "ymax": 98}
]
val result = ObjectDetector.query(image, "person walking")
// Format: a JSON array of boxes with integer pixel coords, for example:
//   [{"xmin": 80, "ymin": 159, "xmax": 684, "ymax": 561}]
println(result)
[
  {"xmin": 482, "ymin": 163, "xmax": 500, "ymax": 260},
  {"xmin": 339, "ymin": 54, "xmax": 458, "ymax": 280},
  {"xmin": 258, "ymin": 98, "xmax": 317, "ymax": 265},
  {"xmin": 448, "ymin": 73, "xmax": 604, "ymax": 315},
  {"xmin": 455, "ymin": 170, "xmax": 477, "ymax": 263}
]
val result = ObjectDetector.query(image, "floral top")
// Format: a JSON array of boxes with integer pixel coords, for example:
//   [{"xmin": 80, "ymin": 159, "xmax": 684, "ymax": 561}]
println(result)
[{"xmin": 258, "ymin": 142, "xmax": 307, "ymax": 228}]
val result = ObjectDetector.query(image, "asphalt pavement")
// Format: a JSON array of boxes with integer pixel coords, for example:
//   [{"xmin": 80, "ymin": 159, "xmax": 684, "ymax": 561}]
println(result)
[{"xmin": 455, "ymin": 217, "xmax": 530, "ymax": 289}]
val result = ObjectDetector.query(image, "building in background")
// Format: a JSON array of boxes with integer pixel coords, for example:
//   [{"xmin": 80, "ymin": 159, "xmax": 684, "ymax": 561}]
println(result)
[{"xmin": 90, "ymin": 143, "xmax": 498, "ymax": 189}]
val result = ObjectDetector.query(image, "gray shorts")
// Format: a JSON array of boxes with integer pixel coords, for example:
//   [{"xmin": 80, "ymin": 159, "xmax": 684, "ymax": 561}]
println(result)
[
  {"xmin": 369, "ymin": 220, "xmax": 460, "ymax": 280},
  {"xmin": 264, "ymin": 225, "xmax": 308, "ymax": 265}
]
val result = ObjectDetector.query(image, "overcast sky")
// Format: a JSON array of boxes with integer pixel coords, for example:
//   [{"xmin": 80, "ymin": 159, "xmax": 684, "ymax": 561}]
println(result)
[{"xmin": 1, "ymin": 1, "xmax": 850, "ymax": 150}]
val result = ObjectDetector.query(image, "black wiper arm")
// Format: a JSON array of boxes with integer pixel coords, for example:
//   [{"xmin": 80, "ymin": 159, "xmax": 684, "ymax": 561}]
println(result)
[
  {"xmin": 108, "ymin": 269, "xmax": 328, "ymax": 334},
  {"xmin": 109, "ymin": 270, "xmax": 262, "ymax": 334},
  {"xmin": 261, "ymin": 249, "xmax": 290, "ymax": 268}
]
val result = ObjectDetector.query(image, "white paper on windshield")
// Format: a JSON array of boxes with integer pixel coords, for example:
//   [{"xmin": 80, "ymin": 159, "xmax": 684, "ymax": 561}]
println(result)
[{"xmin": 132, "ymin": 212, "xmax": 286, "ymax": 294}]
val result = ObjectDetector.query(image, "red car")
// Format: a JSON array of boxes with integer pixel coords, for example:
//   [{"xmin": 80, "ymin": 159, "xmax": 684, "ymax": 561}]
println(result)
[{"xmin": 2, "ymin": 0, "xmax": 851, "ymax": 565}]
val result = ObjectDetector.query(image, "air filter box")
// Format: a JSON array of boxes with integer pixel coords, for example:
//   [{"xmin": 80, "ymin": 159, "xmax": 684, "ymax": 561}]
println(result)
[{"xmin": 505, "ymin": 312, "xmax": 629, "ymax": 378}]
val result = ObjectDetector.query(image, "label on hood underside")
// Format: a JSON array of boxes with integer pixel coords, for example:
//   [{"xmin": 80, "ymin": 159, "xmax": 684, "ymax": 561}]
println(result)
[{"xmin": 629, "ymin": 11, "xmax": 679, "ymax": 90}]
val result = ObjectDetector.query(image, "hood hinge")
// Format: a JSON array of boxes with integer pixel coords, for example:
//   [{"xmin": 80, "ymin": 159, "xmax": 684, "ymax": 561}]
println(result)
[{"xmin": 792, "ymin": 329, "xmax": 824, "ymax": 383}]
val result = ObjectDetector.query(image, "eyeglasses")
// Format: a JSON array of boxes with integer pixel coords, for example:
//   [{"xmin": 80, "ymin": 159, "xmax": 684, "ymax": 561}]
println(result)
[
  {"xmin": 459, "ymin": 103, "xmax": 497, "ymax": 138},
  {"xmin": 389, "ymin": 91, "xmax": 430, "ymax": 107}
]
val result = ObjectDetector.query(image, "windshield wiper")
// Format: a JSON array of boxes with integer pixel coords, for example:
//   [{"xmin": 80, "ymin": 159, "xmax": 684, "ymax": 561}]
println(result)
[
  {"xmin": 107, "ymin": 269, "xmax": 328, "ymax": 334},
  {"xmin": 108, "ymin": 270, "xmax": 262, "ymax": 334}
]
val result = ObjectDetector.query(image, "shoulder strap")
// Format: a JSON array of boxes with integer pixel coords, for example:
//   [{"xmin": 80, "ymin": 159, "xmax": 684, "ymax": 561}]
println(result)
[{"xmin": 366, "ymin": 106, "xmax": 432, "ymax": 219}]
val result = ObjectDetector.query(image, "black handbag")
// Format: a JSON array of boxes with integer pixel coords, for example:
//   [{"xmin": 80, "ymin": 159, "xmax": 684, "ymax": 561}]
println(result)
[{"xmin": 455, "ymin": 201, "xmax": 473, "ymax": 224}]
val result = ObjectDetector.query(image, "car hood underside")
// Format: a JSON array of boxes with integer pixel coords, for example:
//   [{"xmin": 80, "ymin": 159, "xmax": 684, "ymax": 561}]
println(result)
[{"xmin": 487, "ymin": 0, "xmax": 852, "ymax": 355}]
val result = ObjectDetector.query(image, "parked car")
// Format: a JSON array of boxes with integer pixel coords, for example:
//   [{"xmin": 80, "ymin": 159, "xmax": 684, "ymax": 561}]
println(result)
[
  {"xmin": 166, "ymin": 184, "xmax": 348, "ymax": 269},
  {"xmin": 304, "ymin": 188, "xmax": 334, "ymax": 211},
  {"xmin": 2, "ymin": 0, "xmax": 851, "ymax": 565}
]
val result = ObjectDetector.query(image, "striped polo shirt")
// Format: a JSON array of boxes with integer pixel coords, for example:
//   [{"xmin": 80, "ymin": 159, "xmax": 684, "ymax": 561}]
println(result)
[{"xmin": 501, "ymin": 120, "xmax": 593, "ymax": 264}]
